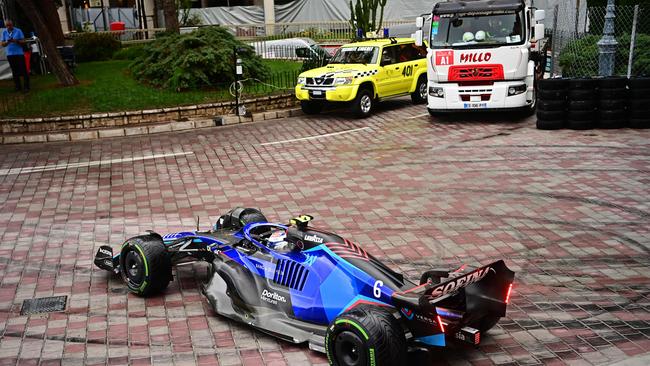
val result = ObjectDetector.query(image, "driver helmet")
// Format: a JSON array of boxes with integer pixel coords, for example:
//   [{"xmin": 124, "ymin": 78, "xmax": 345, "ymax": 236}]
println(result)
[
  {"xmin": 268, "ymin": 229, "xmax": 290, "ymax": 251},
  {"xmin": 475, "ymin": 30, "xmax": 487, "ymax": 41},
  {"xmin": 462, "ymin": 32, "xmax": 475, "ymax": 42}
]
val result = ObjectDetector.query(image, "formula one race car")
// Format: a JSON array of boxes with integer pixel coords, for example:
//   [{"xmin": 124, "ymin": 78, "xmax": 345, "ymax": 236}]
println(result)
[{"xmin": 95, "ymin": 208, "xmax": 515, "ymax": 366}]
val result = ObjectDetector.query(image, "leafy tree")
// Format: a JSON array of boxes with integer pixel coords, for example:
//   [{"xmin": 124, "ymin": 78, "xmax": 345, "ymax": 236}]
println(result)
[
  {"xmin": 131, "ymin": 27, "xmax": 269, "ymax": 91},
  {"xmin": 18, "ymin": 0, "xmax": 78, "ymax": 86}
]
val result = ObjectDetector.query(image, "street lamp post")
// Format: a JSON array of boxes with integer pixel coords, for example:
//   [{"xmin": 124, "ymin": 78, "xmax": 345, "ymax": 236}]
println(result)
[{"xmin": 598, "ymin": 0, "xmax": 618, "ymax": 77}]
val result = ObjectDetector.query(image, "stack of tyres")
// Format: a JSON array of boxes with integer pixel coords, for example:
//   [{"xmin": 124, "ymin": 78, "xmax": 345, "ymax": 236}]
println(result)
[
  {"xmin": 536, "ymin": 79, "xmax": 568, "ymax": 130},
  {"xmin": 628, "ymin": 77, "xmax": 650, "ymax": 129},
  {"xmin": 567, "ymin": 78, "xmax": 599, "ymax": 130},
  {"xmin": 598, "ymin": 77, "xmax": 628, "ymax": 129}
]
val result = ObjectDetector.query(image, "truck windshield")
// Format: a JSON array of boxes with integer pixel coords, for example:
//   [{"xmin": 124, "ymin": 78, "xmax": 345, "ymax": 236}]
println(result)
[
  {"xmin": 430, "ymin": 11, "xmax": 524, "ymax": 48},
  {"xmin": 330, "ymin": 46, "xmax": 379, "ymax": 64}
]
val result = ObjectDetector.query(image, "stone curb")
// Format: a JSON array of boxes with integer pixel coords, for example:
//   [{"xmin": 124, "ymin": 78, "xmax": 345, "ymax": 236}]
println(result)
[{"xmin": 0, "ymin": 107, "xmax": 304, "ymax": 144}]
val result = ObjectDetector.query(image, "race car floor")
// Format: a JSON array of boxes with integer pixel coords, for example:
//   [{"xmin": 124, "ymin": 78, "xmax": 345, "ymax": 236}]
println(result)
[{"xmin": 0, "ymin": 99, "xmax": 649, "ymax": 365}]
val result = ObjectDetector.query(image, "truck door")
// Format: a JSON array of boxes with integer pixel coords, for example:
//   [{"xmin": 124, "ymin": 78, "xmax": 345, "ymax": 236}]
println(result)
[{"xmin": 376, "ymin": 45, "xmax": 403, "ymax": 97}]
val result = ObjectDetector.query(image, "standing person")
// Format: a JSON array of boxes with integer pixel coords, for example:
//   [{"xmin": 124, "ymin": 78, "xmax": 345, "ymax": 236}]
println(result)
[{"xmin": 1, "ymin": 20, "xmax": 30, "ymax": 92}]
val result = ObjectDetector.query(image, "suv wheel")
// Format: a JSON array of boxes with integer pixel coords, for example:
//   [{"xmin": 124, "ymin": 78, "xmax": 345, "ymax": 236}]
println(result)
[
  {"xmin": 411, "ymin": 76, "xmax": 428, "ymax": 104},
  {"xmin": 351, "ymin": 88, "xmax": 374, "ymax": 118}
]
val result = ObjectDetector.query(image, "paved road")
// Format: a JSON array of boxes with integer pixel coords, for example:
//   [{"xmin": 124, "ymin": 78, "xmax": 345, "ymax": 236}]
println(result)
[{"xmin": 0, "ymin": 99, "xmax": 649, "ymax": 365}]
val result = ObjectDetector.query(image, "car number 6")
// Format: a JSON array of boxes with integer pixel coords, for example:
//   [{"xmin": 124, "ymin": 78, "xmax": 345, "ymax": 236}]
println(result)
[{"xmin": 373, "ymin": 280, "xmax": 383, "ymax": 298}]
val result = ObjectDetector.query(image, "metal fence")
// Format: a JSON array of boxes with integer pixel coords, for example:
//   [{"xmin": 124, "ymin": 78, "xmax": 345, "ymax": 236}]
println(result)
[{"xmin": 549, "ymin": 4, "xmax": 649, "ymax": 77}]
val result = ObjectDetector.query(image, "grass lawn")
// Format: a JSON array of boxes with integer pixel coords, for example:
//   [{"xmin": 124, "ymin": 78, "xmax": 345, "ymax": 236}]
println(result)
[{"xmin": 0, "ymin": 59, "xmax": 302, "ymax": 118}]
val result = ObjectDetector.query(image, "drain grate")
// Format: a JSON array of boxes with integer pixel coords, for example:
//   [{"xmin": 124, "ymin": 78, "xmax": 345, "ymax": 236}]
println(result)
[{"xmin": 20, "ymin": 296, "xmax": 67, "ymax": 315}]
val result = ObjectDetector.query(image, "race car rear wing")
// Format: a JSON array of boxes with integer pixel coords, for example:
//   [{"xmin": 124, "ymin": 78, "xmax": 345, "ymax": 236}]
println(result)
[{"xmin": 392, "ymin": 260, "xmax": 515, "ymax": 313}]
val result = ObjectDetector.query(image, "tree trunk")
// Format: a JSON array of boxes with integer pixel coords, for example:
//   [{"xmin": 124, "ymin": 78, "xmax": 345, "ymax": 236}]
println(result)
[
  {"xmin": 18, "ymin": 0, "xmax": 78, "ymax": 86},
  {"xmin": 162, "ymin": 0, "xmax": 179, "ymax": 33},
  {"xmin": 36, "ymin": 0, "xmax": 65, "ymax": 46}
]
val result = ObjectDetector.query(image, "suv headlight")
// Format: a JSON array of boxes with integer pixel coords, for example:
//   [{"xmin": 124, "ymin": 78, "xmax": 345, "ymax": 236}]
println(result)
[
  {"xmin": 334, "ymin": 77, "xmax": 353, "ymax": 85},
  {"xmin": 429, "ymin": 87, "xmax": 444, "ymax": 98},
  {"xmin": 297, "ymin": 77, "xmax": 306, "ymax": 85},
  {"xmin": 508, "ymin": 84, "xmax": 527, "ymax": 96}
]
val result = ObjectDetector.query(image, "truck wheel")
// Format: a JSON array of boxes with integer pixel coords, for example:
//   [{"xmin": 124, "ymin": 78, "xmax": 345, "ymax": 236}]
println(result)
[
  {"xmin": 326, "ymin": 306, "xmax": 406, "ymax": 366},
  {"xmin": 301, "ymin": 101, "xmax": 323, "ymax": 115},
  {"xmin": 411, "ymin": 76, "xmax": 428, "ymax": 104},
  {"xmin": 120, "ymin": 236, "xmax": 171, "ymax": 297},
  {"xmin": 351, "ymin": 88, "xmax": 374, "ymax": 118}
]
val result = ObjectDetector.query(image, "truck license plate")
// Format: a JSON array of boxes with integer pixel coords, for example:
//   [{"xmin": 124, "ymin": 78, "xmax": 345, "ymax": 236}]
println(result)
[
  {"xmin": 313, "ymin": 90, "xmax": 323, "ymax": 96},
  {"xmin": 463, "ymin": 103, "xmax": 487, "ymax": 109}
]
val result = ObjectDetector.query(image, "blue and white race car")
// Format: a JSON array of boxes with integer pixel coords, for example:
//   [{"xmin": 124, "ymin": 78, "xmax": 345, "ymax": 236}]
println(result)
[{"xmin": 95, "ymin": 208, "xmax": 515, "ymax": 366}]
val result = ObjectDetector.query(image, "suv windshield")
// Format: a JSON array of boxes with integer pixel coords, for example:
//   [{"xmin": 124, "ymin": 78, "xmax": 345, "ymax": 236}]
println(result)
[
  {"xmin": 430, "ymin": 11, "xmax": 524, "ymax": 48},
  {"xmin": 330, "ymin": 46, "xmax": 379, "ymax": 64}
]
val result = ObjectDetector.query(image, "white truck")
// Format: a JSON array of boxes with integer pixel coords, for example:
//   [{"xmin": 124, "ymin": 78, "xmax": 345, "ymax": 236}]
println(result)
[{"xmin": 414, "ymin": 0, "xmax": 546, "ymax": 114}]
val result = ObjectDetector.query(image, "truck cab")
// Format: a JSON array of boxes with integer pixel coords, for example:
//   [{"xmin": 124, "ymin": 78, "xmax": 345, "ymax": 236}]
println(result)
[{"xmin": 415, "ymin": 0, "xmax": 546, "ymax": 113}]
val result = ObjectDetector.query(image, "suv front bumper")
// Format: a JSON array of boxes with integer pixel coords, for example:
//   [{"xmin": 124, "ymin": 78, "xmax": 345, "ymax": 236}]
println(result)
[{"xmin": 295, "ymin": 85, "xmax": 359, "ymax": 103}]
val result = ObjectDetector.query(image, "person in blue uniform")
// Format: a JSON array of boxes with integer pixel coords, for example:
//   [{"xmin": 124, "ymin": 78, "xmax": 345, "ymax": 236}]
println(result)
[{"xmin": 1, "ymin": 20, "xmax": 30, "ymax": 92}]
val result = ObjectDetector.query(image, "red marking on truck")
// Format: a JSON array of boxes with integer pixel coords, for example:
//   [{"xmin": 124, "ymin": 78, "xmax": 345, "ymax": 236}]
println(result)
[
  {"xmin": 435, "ymin": 50, "xmax": 454, "ymax": 66},
  {"xmin": 460, "ymin": 52, "xmax": 492, "ymax": 63}
]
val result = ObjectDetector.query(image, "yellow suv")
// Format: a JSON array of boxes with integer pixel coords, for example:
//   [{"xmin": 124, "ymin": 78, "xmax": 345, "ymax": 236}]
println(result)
[{"xmin": 295, "ymin": 38, "xmax": 428, "ymax": 117}]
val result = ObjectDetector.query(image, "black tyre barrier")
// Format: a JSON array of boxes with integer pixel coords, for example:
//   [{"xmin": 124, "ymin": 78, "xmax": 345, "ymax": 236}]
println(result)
[
  {"xmin": 538, "ymin": 78, "xmax": 569, "ymax": 90},
  {"xmin": 537, "ymin": 99, "xmax": 566, "ymax": 111},
  {"xmin": 598, "ymin": 77, "xmax": 628, "ymax": 89},
  {"xmin": 568, "ymin": 110, "xmax": 597, "ymax": 121},
  {"xmin": 629, "ymin": 109, "xmax": 650, "ymax": 119},
  {"xmin": 629, "ymin": 118, "xmax": 650, "ymax": 128},
  {"xmin": 600, "ymin": 109, "xmax": 627, "ymax": 120},
  {"xmin": 536, "ymin": 119, "xmax": 565, "ymax": 130},
  {"xmin": 628, "ymin": 77, "xmax": 650, "ymax": 89},
  {"xmin": 599, "ymin": 118, "xmax": 626, "ymax": 129},
  {"xmin": 599, "ymin": 99, "xmax": 627, "ymax": 110},
  {"xmin": 569, "ymin": 78, "xmax": 599, "ymax": 90},
  {"xmin": 538, "ymin": 89, "xmax": 568, "ymax": 100},
  {"xmin": 537, "ymin": 110, "xmax": 565, "ymax": 121},
  {"xmin": 569, "ymin": 89, "xmax": 597, "ymax": 101},
  {"xmin": 567, "ymin": 119, "xmax": 595, "ymax": 130},
  {"xmin": 569, "ymin": 100, "xmax": 598, "ymax": 111},
  {"xmin": 630, "ymin": 88, "xmax": 650, "ymax": 99},
  {"xmin": 629, "ymin": 98, "xmax": 650, "ymax": 109},
  {"xmin": 600, "ymin": 88, "xmax": 627, "ymax": 99}
]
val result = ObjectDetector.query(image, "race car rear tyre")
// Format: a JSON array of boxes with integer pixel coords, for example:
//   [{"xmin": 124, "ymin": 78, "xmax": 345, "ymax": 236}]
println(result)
[
  {"xmin": 352, "ymin": 88, "xmax": 374, "ymax": 118},
  {"xmin": 411, "ymin": 76, "xmax": 428, "ymax": 104},
  {"xmin": 326, "ymin": 306, "xmax": 406, "ymax": 366},
  {"xmin": 120, "ymin": 236, "xmax": 171, "ymax": 297},
  {"xmin": 301, "ymin": 101, "xmax": 323, "ymax": 115}
]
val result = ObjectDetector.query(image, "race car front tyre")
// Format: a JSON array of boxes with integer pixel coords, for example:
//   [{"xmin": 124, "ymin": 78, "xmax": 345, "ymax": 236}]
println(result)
[
  {"xmin": 120, "ymin": 236, "xmax": 171, "ymax": 297},
  {"xmin": 326, "ymin": 305, "xmax": 406, "ymax": 366},
  {"xmin": 411, "ymin": 76, "xmax": 428, "ymax": 104},
  {"xmin": 301, "ymin": 101, "xmax": 323, "ymax": 115},
  {"xmin": 352, "ymin": 88, "xmax": 374, "ymax": 118}
]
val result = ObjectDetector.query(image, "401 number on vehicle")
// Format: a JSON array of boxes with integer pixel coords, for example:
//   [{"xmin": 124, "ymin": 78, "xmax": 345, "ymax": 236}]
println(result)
[{"xmin": 402, "ymin": 65, "xmax": 414, "ymax": 77}]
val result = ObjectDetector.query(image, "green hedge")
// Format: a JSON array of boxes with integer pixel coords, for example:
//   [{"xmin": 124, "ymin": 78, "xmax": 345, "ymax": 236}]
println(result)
[
  {"xmin": 131, "ymin": 27, "xmax": 269, "ymax": 91},
  {"xmin": 112, "ymin": 45, "xmax": 147, "ymax": 61},
  {"xmin": 73, "ymin": 33, "xmax": 121, "ymax": 62},
  {"xmin": 559, "ymin": 33, "xmax": 650, "ymax": 77}
]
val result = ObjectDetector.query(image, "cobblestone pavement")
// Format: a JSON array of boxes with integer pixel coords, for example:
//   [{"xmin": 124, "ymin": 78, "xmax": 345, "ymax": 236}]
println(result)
[{"xmin": 0, "ymin": 99, "xmax": 649, "ymax": 366}]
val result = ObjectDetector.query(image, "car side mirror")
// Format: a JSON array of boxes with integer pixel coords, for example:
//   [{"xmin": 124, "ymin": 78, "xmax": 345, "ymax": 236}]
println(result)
[
  {"xmin": 414, "ymin": 30, "xmax": 424, "ymax": 47},
  {"xmin": 415, "ymin": 16, "xmax": 424, "ymax": 28},
  {"xmin": 295, "ymin": 47, "xmax": 309, "ymax": 58},
  {"xmin": 534, "ymin": 24, "xmax": 545, "ymax": 40}
]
